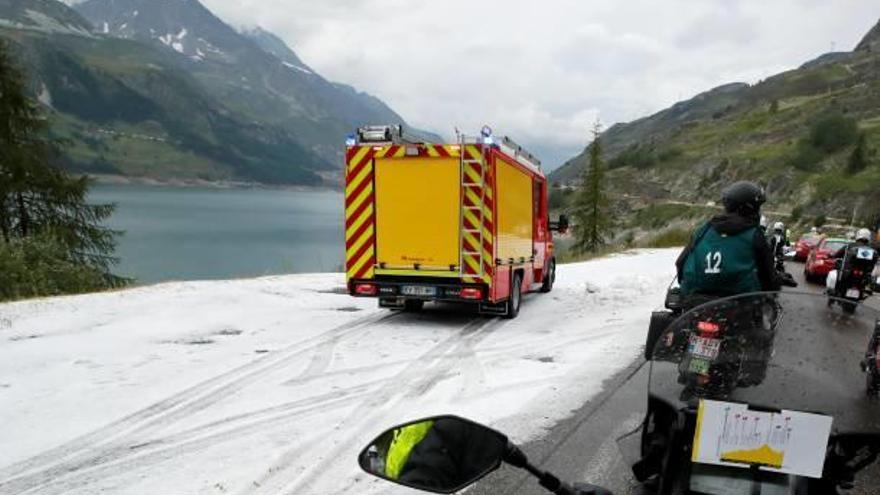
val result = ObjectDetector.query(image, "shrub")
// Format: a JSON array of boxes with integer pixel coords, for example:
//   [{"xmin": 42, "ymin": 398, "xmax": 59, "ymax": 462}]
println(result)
[
  {"xmin": 847, "ymin": 132, "xmax": 870, "ymax": 175},
  {"xmin": 809, "ymin": 113, "xmax": 859, "ymax": 153},
  {"xmin": 789, "ymin": 205, "xmax": 803, "ymax": 223},
  {"xmin": 548, "ymin": 186, "xmax": 572, "ymax": 210},
  {"xmin": 0, "ymin": 235, "xmax": 115, "ymax": 302},
  {"xmin": 644, "ymin": 228, "xmax": 692, "ymax": 248},
  {"xmin": 609, "ymin": 144, "xmax": 657, "ymax": 170},
  {"xmin": 787, "ymin": 140, "xmax": 824, "ymax": 171}
]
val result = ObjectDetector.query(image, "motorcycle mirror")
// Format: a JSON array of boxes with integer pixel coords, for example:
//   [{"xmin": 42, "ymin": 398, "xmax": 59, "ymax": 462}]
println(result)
[
  {"xmin": 358, "ymin": 415, "xmax": 508, "ymax": 494},
  {"xmin": 550, "ymin": 214, "xmax": 570, "ymax": 234}
]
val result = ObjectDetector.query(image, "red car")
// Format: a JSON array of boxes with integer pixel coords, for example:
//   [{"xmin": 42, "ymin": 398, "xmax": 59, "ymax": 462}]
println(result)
[
  {"xmin": 804, "ymin": 237, "xmax": 849, "ymax": 282},
  {"xmin": 793, "ymin": 234, "xmax": 820, "ymax": 262}
]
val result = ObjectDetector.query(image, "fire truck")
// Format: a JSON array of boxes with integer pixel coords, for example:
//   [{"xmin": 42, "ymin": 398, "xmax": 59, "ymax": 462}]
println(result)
[{"xmin": 344, "ymin": 125, "xmax": 568, "ymax": 318}]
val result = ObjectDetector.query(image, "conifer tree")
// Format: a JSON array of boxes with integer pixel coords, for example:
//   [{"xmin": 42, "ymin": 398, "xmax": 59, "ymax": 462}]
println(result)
[
  {"xmin": 0, "ymin": 41, "xmax": 125, "ymax": 293},
  {"xmin": 573, "ymin": 122, "xmax": 611, "ymax": 253}
]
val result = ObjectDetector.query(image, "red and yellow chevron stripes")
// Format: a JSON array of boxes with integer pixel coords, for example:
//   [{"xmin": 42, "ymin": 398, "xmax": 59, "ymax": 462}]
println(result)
[
  {"xmin": 346, "ymin": 144, "xmax": 418, "ymax": 280},
  {"xmin": 461, "ymin": 145, "xmax": 494, "ymax": 285},
  {"xmin": 423, "ymin": 144, "xmax": 461, "ymax": 158}
]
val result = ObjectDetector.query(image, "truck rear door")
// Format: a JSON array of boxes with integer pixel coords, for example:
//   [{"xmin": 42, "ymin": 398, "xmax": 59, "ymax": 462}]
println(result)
[{"xmin": 374, "ymin": 156, "xmax": 460, "ymax": 274}]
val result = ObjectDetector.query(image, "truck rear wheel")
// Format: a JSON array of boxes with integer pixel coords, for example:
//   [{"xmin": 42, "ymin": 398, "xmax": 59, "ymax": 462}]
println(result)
[
  {"xmin": 504, "ymin": 273, "xmax": 523, "ymax": 319},
  {"xmin": 540, "ymin": 259, "xmax": 556, "ymax": 293}
]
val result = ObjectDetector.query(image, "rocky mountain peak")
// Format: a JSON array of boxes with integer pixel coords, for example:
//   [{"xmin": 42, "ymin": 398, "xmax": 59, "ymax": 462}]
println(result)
[
  {"xmin": 75, "ymin": 0, "xmax": 243, "ymax": 62},
  {"xmin": 856, "ymin": 18, "xmax": 880, "ymax": 52}
]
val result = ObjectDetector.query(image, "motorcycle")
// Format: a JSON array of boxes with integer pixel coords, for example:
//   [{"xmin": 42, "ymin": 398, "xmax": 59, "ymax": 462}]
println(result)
[
  {"xmin": 358, "ymin": 293, "xmax": 880, "ymax": 495},
  {"xmin": 864, "ymin": 319, "xmax": 880, "ymax": 397},
  {"xmin": 674, "ymin": 296, "xmax": 779, "ymax": 400},
  {"xmin": 826, "ymin": 258, "xmax": 873, "ymax": 314},
  {"xmin": 646, "ymin": 271, "xmax": 795, "ymax": 362}
]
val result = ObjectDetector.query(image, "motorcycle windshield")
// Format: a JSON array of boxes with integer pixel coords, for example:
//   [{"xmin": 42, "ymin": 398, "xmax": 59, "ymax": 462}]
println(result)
[{"xmin": 649, "ymin": 292, "xmax": 880, "ymax": 435}]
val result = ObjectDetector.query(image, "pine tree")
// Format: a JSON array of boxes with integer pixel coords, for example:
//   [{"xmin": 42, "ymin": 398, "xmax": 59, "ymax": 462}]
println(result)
[
  {"xmin": 847, "ymin": 132, "xmax": 869, "ymax": 175},
  {"xmin": 0, "ymin": 41, "xmax": 125, "ymax": 291},
  {"xmin": 573, "ymin": 122, "xmax": 611, "ymax": 253}
]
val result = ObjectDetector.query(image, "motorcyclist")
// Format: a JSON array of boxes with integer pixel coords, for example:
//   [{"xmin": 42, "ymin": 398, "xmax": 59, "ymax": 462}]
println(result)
[
  {"xmin": 676, "ymin": 181, "xmax": 781, "ymax": 301},
  {"xmin": 830, "ymin": 228, "xmax": 879, "ymax": 294},
  {"xmin": 768, "ymin": 221, "xmax": 789, "ymax": 271}
]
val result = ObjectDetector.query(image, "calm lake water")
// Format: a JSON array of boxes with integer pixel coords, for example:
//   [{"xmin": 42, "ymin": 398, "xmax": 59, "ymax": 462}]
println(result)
[{"xmin": 90, "ymin": 184, "xmax": 344, "ymax": 284}]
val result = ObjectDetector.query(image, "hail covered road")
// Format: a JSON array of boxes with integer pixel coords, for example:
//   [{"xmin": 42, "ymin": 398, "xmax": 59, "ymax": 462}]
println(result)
[{"xmin": 0, "ymin": 250, "xmax": 678, "ymax": 495}]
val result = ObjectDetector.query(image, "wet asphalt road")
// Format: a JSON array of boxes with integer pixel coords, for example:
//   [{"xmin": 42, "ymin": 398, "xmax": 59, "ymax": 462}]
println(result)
[{"xmin": 471, "ymin": 261, "xmax": 880, "ymax": 495}]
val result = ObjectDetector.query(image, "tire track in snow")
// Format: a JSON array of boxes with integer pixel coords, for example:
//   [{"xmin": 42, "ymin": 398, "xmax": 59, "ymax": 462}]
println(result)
[
  {"xmin": 252, "ymin": 316, "xmax": 505, "ymax": 495},
  {"xmin": 7, "ymin": 381, "xmax": 384, "ymax": 495},
  {"xmin": 0, "ymin": 311, "xmax": 397, "ymax": 486}
]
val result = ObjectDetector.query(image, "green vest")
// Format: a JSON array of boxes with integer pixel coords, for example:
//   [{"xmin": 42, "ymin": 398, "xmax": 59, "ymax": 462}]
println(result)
[
  {"xmin": 385, "ymin": 420, "xmax": 434, "ymax": 479},
  {"xmin": 681, "ymin": 223, "xmax": 761, "ymax": 296}
]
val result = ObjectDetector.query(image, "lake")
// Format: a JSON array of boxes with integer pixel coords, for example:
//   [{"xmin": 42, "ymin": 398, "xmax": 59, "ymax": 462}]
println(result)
[{"xmin": 89, "ymin": 184, "xmax": 344, "ymax": 284}]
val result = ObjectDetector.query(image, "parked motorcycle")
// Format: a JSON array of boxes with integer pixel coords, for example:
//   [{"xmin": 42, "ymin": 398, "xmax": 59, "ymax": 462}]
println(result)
[{"xmin": 358, "ymin": 293, "xmax": 880, "ymax": 495}]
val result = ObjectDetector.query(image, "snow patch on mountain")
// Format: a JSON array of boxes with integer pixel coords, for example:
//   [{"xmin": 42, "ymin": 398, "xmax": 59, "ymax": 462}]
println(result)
[
  {"xmin": 282, "ymin": 61, "xmax": 312, "ymax": 75},
  {"xmin": 157, "ymin": 28, "xmax": 189, "ymax": 54}
]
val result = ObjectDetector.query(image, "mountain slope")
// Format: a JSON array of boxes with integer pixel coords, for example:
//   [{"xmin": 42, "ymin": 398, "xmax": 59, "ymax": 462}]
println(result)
[
  {"xmin": 242, "ymin": 26, "xmax": 312, "ymax": 73},
  {"xmin": 0, "ymin": 0, "xmax": 438, "ymax": 185},
  {"xmin": 857, "ymin": 19, "xmax": 880, "ymax": 52},
  {"xmin": 74, "ymin": 0, "xmax": 439, "ymax": 164},
  {"xmin": 0, "ymin": 1, "xmax": 327, "ymax": 184},
  {"xmin": 0, "ymin": 0, "xmax": 91, "ymax": 35},
  {"xmin": 552, "ymin": 19, "xmax": 880, "ymax": 221}
]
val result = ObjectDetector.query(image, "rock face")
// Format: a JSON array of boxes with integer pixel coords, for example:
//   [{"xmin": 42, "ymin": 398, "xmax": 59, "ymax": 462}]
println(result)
[{"xmin": 856, "ymin": 19, "xmax": 880, "ymax": 52}]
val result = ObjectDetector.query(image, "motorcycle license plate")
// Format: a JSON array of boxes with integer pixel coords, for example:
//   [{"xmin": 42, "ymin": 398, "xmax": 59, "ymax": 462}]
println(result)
[
  {"xmin": 846, "ymin": 288, "xmax": 861, "ymax": 299},
  {"xmin": 688, "ymin": 335, "xmax": 721, "ymax": 360},
  {"xmin": 857, "ymin": 247, "xmax": 876, "ymax": 260},
  {"xmin": 401, "ymin": 285, "xmax": 436, "ymax": 297},
  {"xmin": 688, "ymin": 358, "xmax": 712, "ymax": 375}
]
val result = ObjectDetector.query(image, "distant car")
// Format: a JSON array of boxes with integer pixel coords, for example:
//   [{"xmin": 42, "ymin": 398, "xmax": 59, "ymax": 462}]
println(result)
[
  {"xmin": 804, "ymin": 237, "xmax": 849, "ymax": 283},
  {"xmin": 793, "ymin": 234, "xmax": 820, "ymax": 262}
]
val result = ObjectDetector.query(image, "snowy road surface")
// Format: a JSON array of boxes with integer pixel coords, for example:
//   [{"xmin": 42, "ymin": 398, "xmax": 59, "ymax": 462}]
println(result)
[{"xmin": 0, "ymin": 249, "xmax": 677, "ymax": 494}]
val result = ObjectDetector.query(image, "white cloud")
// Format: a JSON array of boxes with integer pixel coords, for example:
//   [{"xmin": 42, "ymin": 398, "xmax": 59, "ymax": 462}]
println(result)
[{"xmin": 201, "ymin": 0, "xmax": 880, "ymax": 168}]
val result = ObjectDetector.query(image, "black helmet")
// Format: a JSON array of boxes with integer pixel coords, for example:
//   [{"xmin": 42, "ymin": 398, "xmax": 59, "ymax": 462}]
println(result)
[{"xmin": 722, "ymin": 181, "xmax": 766, "ymax": 217}]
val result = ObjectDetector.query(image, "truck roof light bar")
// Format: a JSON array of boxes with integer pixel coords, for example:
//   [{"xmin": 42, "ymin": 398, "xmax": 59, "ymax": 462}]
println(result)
[
  {"xmin": 356, "ymin": 124, "xmax": 432, "ymax": 145},
  {"xmin": 500, "ymin": 136, "xmax": 541, "ymax": 170}
]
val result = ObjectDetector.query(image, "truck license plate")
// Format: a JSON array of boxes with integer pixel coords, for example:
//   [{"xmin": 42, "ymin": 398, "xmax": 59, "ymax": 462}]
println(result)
[
  {"xmin": 401, "ymin": 286, "xmax": 436, "ymax": 297},
  {"xmin": 846, "ymin": 288, "xmax": 861, "ymax": 299},
  {"xmin": 688, "ymin": 335, "xmax": 721, "ymax": 360}
]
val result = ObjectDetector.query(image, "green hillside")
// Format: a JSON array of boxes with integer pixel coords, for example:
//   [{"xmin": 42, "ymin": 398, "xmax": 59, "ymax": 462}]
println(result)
[
  {"xmin": 0, "ymin": 28, "xmax": 327, "ymax": 185},
  {"xmin": 552, "ymin": 19, "xmax": 880, "ymax": 225}
]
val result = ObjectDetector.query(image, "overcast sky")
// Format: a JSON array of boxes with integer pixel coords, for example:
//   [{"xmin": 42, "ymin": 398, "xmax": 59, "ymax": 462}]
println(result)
[{"xmin": 202, "ymin": 0, "xmax": 880, "ymax": 169}]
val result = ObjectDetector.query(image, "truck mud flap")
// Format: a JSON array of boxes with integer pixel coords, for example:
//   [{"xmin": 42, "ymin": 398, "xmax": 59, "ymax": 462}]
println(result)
[
  {"xmin": 479, "ymin": 302, "xmax": 507, "ymax": 316},
  {"xmin": 379, "ymin": 298, "xmax": 405, "ymax": 309}
]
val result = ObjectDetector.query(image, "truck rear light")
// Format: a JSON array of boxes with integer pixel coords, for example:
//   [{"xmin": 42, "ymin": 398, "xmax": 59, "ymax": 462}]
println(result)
[
  {"xmin": 460, "ymin": 287, "xmax": 483, "ymax": 300},
  {"xmin": 354, "ymin": 283, "xmax": 378, "ymax": 296}
]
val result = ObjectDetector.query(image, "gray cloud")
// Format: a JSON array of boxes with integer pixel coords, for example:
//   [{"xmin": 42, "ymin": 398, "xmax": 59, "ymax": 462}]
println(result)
[{"xmin": 202, "ymin": 0, "xmax": 879, "ymax": 168}]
